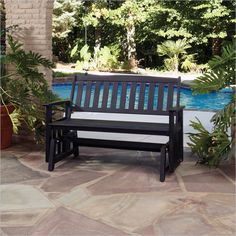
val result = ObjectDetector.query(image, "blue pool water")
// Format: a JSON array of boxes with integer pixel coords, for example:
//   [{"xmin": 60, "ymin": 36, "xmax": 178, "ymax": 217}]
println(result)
[{"xmin": 52, "ymin": 83, "xmax": 233, "ymax": 110}]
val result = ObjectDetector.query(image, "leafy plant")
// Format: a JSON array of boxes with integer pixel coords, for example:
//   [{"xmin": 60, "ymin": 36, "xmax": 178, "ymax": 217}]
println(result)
[
  {"xmin": 96, "ymin": 46, "xmax": 118, "ymax": 69},
  {"xmin": 189, "ymin": 42, "xmax": 235, "ymax": 166},
  {"xmin": 1, "ymin": 34, "xmax": 59, "ymax": 142},
  {"xmin": 53, "ymin": 71, "xmax": 75, "ymax": 78},
  {"xmin": 71, "ymin": 44, "xmax": 92, "ymax": 70},
  {"xmin": 188, "ymin": 118, "xmax": 232, "ymax": 166},
  {"xmin": 181, "ymin": 54, "xmax": 198, "ymax": 72},
  {"xmin": 80, "ymin": 44, "xmax": 91, "ymax": 62},
  {"xmin": 71, "ymin": 43, "xmax": 119, "ymax": 71},
  {"xmin": 157, "ymin": 39, "xmax": 191, "ymax": 72},
  {"xmin": 192, "ymin": 43, "xmax": 235, "ymax": 93}
]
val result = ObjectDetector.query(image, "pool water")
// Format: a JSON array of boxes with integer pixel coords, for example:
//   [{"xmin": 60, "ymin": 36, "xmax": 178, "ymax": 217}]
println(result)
[{"xmin": 52, "ymin": 83, "xmax": 233, "ymax": 110}]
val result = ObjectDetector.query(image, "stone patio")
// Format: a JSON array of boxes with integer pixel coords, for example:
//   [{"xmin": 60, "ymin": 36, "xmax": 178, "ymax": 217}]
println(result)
[{"xmin": 1, "ymin": 141, "xmax": 235, "ymax": 236}]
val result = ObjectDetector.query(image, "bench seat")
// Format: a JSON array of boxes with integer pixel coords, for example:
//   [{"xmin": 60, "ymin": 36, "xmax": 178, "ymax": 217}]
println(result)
[{"xmin": 49, "ymin": 118, "xmax": 169, "ymax": 135}]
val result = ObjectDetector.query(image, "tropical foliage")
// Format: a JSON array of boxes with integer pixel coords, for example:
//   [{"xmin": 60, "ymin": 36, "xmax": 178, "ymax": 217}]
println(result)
[
  {"xmin": 70, "ymin": 43, "xmax": 119, "ymax": 71},
  {"xmin": 1, "ymin": 34, "xmax": 59, "ymax": 142},
  {"xmin": 52, "ymin": 0, "xmax": 235, "ymax": 70},
  {"xmin": 188, "ymin": 43, "xmax": 235, "ymax": 166},
  {"xmin": 157, "ymin": 39, "xmax": 191, "ymax": 72}
]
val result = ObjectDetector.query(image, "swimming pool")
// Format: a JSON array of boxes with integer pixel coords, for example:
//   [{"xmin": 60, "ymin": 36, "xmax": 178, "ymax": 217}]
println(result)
[{"xmin": 52, "ymin": 83, "xmax": 233, "ymax": 110}]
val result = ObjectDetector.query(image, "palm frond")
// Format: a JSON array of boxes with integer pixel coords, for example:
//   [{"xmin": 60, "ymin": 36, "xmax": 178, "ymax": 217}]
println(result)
[
  {"xmin": 7, "ymin": 35, "xmax": 22, "ymax": 53},
  {"xmin": 208, "ymin": 43, "xmax": 236, "ymax": 70},
  {"xmin": 191, "ymin": 70, "xmax": 225, "ymax": 93},
  {"xmin": 188, "ymin": 118, "xmax": 232, "ymax": 166},
  {"xmin": 9, "ymin": 109, "xmax": 21, "ymax": 133},
  {"xmin": 191, "ymin": 42, "xmax": 235, "ymax": 94},
  {"xmin": 211, "ymin": 95, "xmax": 236, "ymax": 130},
  {"xmin": 157, "ymin": 39, "xmax": 190, "ymax": 57}
]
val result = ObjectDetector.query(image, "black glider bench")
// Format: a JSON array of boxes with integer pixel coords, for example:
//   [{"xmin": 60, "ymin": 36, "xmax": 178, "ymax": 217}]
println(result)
[{"xmin": 44, "ymin": 74, "xmax": 184, "ymax": 182}]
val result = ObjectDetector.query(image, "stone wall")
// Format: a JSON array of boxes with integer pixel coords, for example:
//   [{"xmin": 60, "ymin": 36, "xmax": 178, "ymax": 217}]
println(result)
[{"xmin": 4, "ymin": 0, "xmax": 54, "ymax": 85}]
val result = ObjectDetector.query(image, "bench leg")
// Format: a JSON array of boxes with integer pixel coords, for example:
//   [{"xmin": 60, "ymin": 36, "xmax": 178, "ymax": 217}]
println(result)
[
  {"xmin": 179, "ymin": 127, "xmax": 184, "ymax": 162},
  {"xmin": 73, "ymin": 142, "xmax": 79, "ymax": 158},
  {"xmin": 45, "ymin": 126, "xmax": 51, "ymax": 163},
  {"xmin": 48, "ymin": 139, "xmax": 56, "ymax": 171},
  {"xmin": 177, "ymin": 109, "xmax": 184, "ymax": 162},
  {"xmin": 70, "ymin": 131, "xmax": 79, "ymax": 158},
  {"xmin": 160, "ymin": 145, "xmax": 167, "ymax": 182}
]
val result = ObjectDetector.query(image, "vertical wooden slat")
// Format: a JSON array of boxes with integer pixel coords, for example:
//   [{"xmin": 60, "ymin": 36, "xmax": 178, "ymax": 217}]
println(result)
[
  {"xmin": 176, "ymin": 86, "xmax": 180, "ymax": 107},
  {"xmin": 157, "ymin": 83, "xmax": 164, "ymax": 111},
  {"xmin": 148, "ymin": 83, "xmax": 155, "ymax": 112},
  {"xmin": 138, "ymin": 83, "xmax": 146, "ymax": 111},
  {"xmin": 58, "ymin": 129, "xmax": 63, "ymax": 154},
  {"xmin": 129, "ymin": 82, "xmax": 137, "ymax": 111},
  {"xmin": 120, "ymin": 83, "xmax": 127, "ymax": 110},
  {"xmin": 107, "ymin": 84, "xmax": 113, "ymax": 108},
  {"xmin": 102, "ymin": 82, "xmax": 110, "ymax": 110},
  {"xmin": 84, "ymin": 81, "xmax": 92, "ymax": 109},
  {"xmin": 167, "ymin": 84, "xmax": 174, "ymax": 109},
  {"xmin": 110, "ymin": 82, "xmax": 118, "ymax": 111},
  {"xmin": 70, "ymin": 76, "xmax": 77, "ymax": 103},
  {"xmin": 75, "ymin": 81, "xmax": 84, "ymax": 108},
  {"xmin": 93, "ymin": 82, "xmax": 101, "ymax": 109},
  {"xmin": 176, "ymin": 76, "xmax": 181, "ymax": 107}
]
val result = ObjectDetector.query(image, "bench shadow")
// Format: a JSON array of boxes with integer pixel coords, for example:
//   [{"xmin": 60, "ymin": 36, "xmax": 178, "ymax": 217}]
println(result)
[{"xmin": 56, "ymin": 147, "xmax": 162, "ymax": 172}]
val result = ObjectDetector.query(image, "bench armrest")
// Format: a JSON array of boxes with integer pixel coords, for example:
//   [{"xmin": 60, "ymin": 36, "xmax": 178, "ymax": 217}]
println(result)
[
  {"xmin": 169, "ymin": 106, "xmax": 185, "ymax": 112},
  {"xmin": 169, "ymin": 106, "xmax": 184, "ymax": 128},
  {"xmin": 43, "ymin": 100, "xmax": 71, "ymax": 107},
  {"xmin": 44, "ymin": 100, "xmax": 72, "ymax": 124}
]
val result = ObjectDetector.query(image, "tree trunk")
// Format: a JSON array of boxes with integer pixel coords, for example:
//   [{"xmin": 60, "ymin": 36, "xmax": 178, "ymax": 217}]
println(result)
[
  {"xmin": 174, "ymin": 55, "xmax": 179, "ymax": 72},
  {"xmin": 94, "ymin": 26, "xmax": 101, "ymax": 68},
  {"xmin": 126, "ymin": 13, "xmax": 137, "ymax": 69},
  {"xmin": 212, "ymin": 38, "xmax": 221, "ymax": 55}
]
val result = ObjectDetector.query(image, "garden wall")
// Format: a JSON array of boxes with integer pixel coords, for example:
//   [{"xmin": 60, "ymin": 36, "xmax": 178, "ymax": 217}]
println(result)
[{"xmin": 4, "ymin": 0, "xmax": 54, "ymax": 85}]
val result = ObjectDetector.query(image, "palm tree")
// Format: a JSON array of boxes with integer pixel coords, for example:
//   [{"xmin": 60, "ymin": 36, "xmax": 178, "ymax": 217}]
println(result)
[{"xmin": 157, "ymin": 39, "xmax": 191, "ymax": 72}]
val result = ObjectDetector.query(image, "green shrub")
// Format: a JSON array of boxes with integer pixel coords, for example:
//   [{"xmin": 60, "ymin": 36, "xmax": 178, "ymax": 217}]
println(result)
[
  {"xmin": 157, "ymin": 39, "xmax": 191, "ymax": 72},
  {"xmin": 1, "ymin": 34, "xmax": 59, "ymax": 142},
  {"xmin": 189, "ymin": 43, "xmax": 235, "ymax": 166},
  {"xmin": 53, "ymin": 71, "xmax": 75, "ymax": 77},
  {"xmin": 96, "ymin": 46, "xmax": 118, "ymax": 69},
  {"xmin": 71, "ymin": 43, "xmax": 120, "ymax": 71}
]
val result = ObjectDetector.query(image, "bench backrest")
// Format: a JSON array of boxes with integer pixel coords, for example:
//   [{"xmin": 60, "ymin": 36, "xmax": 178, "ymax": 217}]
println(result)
[{"xmin": 70, "ymin": 74, "xmax": 181, "ymax": 115}]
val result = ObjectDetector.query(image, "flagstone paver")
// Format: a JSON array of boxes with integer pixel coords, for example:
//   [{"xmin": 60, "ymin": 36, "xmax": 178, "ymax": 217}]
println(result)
[
  {"xmin": 1, "ymin": 154, "xmax": 49, "ymax": 184},
  {"xmin": 1, "ymin": 142, "xmax": 235, "ymax": 236},
  {"xmin": 29, "ymin": 207, "xmax": 130, "ymax": 236},
  {"xmin": 41, "ymin": 170, "xmax": 106, "ymax": 193},
  {"xmin": 219, "ymin": 163, "xmax": 235, "ymax": 181},
  {"xmin": 0, "ymin": 210, "xmax": 49, "ymax": 227},
  {"xmin": 135, "ymin": 193, "xmax": 236, "ymax": 236},
  {"xmin": 148, "ymin": 194, "xmax": 236, "ymax": 235},
  {"xmin": 18, "ymin": 151, "xmax": 47, "ymax": 170},
  {"xmin": 0, "ymin": 185, "xmax": 54, "ymax": 211},
  {"xmin": 70, "ymin": 192, "xmax": 190, "ymax": 232},
  {"xmin": 182, "ymin": 171, "xmax": 235, "ymax": 193},
  {"xmin": 87, "ymin": 166, "xmax": 180, "ymax": 195},
  {"xmin": 176, "ymin": 162, "xmax": 214, "ymax": 177},
  {"xmin": 1, "ymin": 226, "xmax": 32, "ymax": 236}
]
